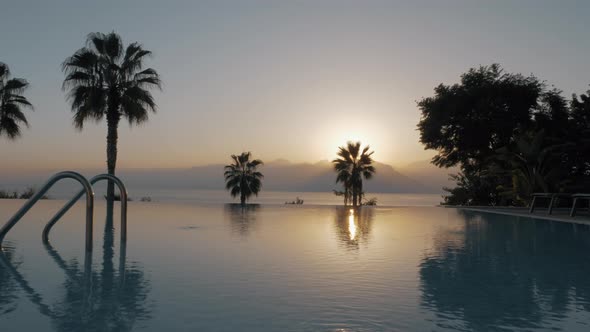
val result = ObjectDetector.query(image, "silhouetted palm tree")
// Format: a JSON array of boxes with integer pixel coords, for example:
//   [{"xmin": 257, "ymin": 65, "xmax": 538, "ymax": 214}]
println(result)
[
  {"xmin": 62, "ymin": 32, "xmax": 161, "ymax": 201},
  {"xmin": 333, "ymin": 141, "xmax": 376, "ymax": 206},
  {"xmin": 224, "ymin": 152, "xmax": 264, "ymax": 206},
  {"xmin": 495, "ymin": 130, "xmax": 563, "ymax": 204},
  {"xmin": 0, "ymin": 63, "xmax": 33, "ymax": 139}
]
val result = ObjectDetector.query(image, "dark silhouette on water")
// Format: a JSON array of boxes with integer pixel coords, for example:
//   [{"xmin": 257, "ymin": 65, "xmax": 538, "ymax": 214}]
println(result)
[
  {"xmin": 62, "ymin": 32, "xmax": 161, "ymax": 204},
  {"xmin": 0, "ymin": 207, "xmax": 152, "ymax": 331},
  {"xmin": 0, "ymin": 62, "xmax": 34, "ymax": 140},
  {"xmin": 224, "ymin": 152, "xmax": 264, "ymax": 206},
  {"xmin": 420, "ymin": 210, "xmax": 590, "ymax": 330},
  {"xmin": 332, "ymin": 142, "xmax": 375, "ymax": 206},
  {"xmin": 332, "ymin": 141, "xmax": 376, "ymax": 206},
  {"xmin": 224, "ymin": 203, "xmax": 260, "ymax": 237}
]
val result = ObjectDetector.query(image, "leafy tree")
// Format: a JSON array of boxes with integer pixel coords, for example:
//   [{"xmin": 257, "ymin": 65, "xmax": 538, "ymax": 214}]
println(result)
[
  {"xmin": 62, "ymin": 32, "xmax": 161, "ymax": 202},
  {"xmin": 224, "ymin": 152, "xmax": 264, "ymax": 206},
  {"xmin": 0, "ymin": 62, "xmax": 33, "ymax": 139},
  {"xmin": 441, "ymin": 172, "xmax": 502, "ymax": 206},
  {"xmin": 566, "ymin": 90, "xmax": 590, "ymax": 191},
  {"xmin": 418, "ymin": 64, "xmax": 540, "ymax": 170},
  {"xmin": 418, "ymin": 64, "xmax": 577, "ymax": 205},
  {"xmin": 332, "ymin": 141, "xmax": 376, "ymax": 206}
]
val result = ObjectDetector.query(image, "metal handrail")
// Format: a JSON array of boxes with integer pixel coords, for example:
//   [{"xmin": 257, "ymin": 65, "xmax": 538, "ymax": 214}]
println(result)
[
  {"xmin": 0, "ymin": 171, "xmax": 94, "ymax": 252},
  {"xmin": 42, "ymin": 174, "xmax": 128, "ymax": 245}
]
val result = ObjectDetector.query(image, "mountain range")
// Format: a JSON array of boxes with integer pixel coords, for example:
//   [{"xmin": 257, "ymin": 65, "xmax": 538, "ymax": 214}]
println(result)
[{"xmin": 0, "ymin": 159, "xmax": 457, "ymax": 194}]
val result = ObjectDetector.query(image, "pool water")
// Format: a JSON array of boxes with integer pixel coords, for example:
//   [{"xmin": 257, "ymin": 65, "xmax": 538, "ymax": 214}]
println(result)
[{"xmin": 1, "ymin": 201, "xmax": 590, "ymax": 331}]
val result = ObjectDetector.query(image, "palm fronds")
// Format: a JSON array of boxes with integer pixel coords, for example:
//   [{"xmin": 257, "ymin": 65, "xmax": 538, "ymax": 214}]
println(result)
[
  {"xmin": 0, "ymin": 62, "xmax": 33, "ymax": 139},
  {"xmin": 224, "ymin": 152, "xmax": 264, "ymax": 205},
  {"xmin": 332, "ymin": 141, "xmax": 376, "ymax": 206}
]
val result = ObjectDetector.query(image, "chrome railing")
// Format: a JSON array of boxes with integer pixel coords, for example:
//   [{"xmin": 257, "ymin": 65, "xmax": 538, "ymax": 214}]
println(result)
[
  {"xmin": 0, "ymin": 171, "xmax": 94, "ymax": 252},
  {"xmin": 42, "ymin": 174, "xmax": 128, "ymax": 245},
  {"xmin": 0, "ymin": 172, "xmax": 129, "ymax": 253}
]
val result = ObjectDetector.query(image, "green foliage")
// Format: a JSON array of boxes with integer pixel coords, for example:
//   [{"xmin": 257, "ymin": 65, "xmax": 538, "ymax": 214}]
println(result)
[
  {"xmin": 419, "ymin": 64, "xmax": 590, "ymax": 205},
  {"xmin": 441, "ymin": 173, "xmax": 504, "ymax": 206},
  {"xmin": 285, "ymin": 197, "xmax": 304, "ymax": 205},
  {"xmin": 0, "ymin": 187, "xmax": 48, "ymax": 199},
  {"xmin": 332, "ymin": 141, "xmax": 376, "ymax": 206},
  {"xmin": 418, "ymin": 64, "xmax": 540, "ymax": 169},
  {"xmin": 0, "ymin": 62, "xmax": 33, "ymax": 139},
  {"xmin": 0, "ymin": 190, "xmax": 18, "ymax": 199},
  {"xmin": 62, "ymin": 32, "xmax": 161, "ymax": 130},
  {"xmin": 224, "ymin": 152, "xmax": 264, "ymax": 205},
  {"xmin": 62, "ymin": 32, "xmax": 161, "ymax": 200},
  {"xmin": 493, "ymin": 130, "xmax": 565, "ymax": 205}
]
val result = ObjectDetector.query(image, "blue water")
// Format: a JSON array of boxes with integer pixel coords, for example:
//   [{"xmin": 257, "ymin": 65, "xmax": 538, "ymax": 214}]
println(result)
[{"xmin": 1, "ymin": 200, "xmax": 590, "ymax": 331}]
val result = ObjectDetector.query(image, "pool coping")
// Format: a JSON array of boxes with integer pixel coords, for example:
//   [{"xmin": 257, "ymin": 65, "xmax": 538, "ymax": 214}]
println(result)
[{"xmin": 455, "ymin": 206, "xmax": 590, "ymax": 226}]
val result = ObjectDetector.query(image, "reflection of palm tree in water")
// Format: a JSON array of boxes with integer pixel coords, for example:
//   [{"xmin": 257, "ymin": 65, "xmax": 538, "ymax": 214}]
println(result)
[
  {"xmin": 419, "ymin": 210, "xmax": 590, "ymax": 330},
  {"xmin": 333, "ymin": 207, "xmax": 375, "ymax": 250},
  {"xmin": 0, "ymin": 245, "xmax": 18, "ymax": 315},
  {"xmin": 0, "ymin": 205, "xmax": 151, "ymax": 331},
  {"xmin": 224, "ymin": 204, "xmax": 260, "ymax": 236}
]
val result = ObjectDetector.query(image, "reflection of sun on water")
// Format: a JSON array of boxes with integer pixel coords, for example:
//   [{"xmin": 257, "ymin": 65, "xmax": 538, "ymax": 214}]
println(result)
[{"xmin": 348, "ymin": 209, "xmax": 357, "ymax": 241}]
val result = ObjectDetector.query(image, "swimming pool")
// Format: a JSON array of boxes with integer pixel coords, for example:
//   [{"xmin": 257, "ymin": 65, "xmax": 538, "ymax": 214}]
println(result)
[{"xmin": 1, "ymin": 200, "xmax": 590, "ymax": 331}]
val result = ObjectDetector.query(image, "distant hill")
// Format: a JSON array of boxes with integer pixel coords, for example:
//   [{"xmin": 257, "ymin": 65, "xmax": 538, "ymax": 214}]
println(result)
[
  {"xmin": 0, "ymin": 159, "xmax": 455, "ymax": 194},
  {"xmin": 396, "ymin": 159, "xmax": 459, "ymax": 193},
  {"xmin": 259, "ymin": 160, "xmax": 427, "ymax": 193}
]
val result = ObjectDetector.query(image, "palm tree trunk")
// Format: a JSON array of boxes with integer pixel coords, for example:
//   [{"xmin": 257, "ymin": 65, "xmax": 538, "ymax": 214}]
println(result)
[
  {"xmin": 102, "ymin": 202, "xmax": 115, "ymax": 295},
  {"xmin": 358, "ymin": 182, "xmax": 363, "ymax": 206},
  {"xmin": 240, "ymin": 193, "xmax": 246, "ymax": 206},
  {"xmin": 343, "ymin": 187, "xmax": 348, "ymax": 206},
  {"xmin": 106, "ymin": 111, "xmax": 120, "ymax": 204}
]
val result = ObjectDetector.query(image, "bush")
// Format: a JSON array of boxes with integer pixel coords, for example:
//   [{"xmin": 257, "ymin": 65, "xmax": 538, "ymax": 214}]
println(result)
[
  {"xmin": 285, "ymin": 197, "xmax": 304, "ymax": 205},
  {"xmin": 362, "ymin": 197, "xmax": 378, "ymax": 206},
  {"xmin": 0, "ymin": 187, "xmax": 48, "ymax": 199}
]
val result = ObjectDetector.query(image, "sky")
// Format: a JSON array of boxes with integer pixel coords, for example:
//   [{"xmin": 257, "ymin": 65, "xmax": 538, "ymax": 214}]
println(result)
[{"xmin": 1, "ymin": 0, "xmax": 589, "ymax": 171}]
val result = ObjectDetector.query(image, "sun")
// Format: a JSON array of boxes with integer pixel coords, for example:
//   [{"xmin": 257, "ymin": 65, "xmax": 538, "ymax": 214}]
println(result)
[
  {"xmin": 309, "ymin": 108, "xmax": 392, "ymax": 163},
  {"xmin": 322, "ymin": 129, "xmax": 384, "ymax": 161}
]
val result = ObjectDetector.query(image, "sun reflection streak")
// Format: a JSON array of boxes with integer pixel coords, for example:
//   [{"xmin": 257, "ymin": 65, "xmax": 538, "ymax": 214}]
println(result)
[{"xmin": 348, "ymin": 209, "xmax": 357, "ymax": 241}]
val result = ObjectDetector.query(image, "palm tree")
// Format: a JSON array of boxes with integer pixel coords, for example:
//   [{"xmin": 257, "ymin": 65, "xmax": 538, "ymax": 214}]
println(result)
[
  {"xmin": 224, "ymin": 152, "xmax": 264, "ymax": 206},
  {"xmin": 333, "ymin": 141, "xmax": 376, "ymax": 206},
  {"xmin": 495, "ymin": 130, "xmax": 563, "ymax": 205},
  {"xmin": 62, "ymin": 32, "xmax": 161, "ymax": 201},
  {"xmin": 0, "ymin": 62, "xmax": 33, "ymax": 139}
]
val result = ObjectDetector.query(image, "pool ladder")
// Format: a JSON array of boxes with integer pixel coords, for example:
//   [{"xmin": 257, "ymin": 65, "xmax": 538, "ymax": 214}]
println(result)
[{"xmin": 0, "ymin": 171, "xmax": 128, "ymax": 253}]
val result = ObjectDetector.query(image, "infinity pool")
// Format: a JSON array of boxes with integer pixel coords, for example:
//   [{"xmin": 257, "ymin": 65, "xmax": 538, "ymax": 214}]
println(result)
[{"xmin": 1, "ymin": 201, "xmax": 590, "ymax": 331}]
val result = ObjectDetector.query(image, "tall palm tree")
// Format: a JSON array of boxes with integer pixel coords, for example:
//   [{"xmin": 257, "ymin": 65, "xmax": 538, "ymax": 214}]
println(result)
[
  {"xmin": 333, "ymin": 141, "xmax": 376, "ymax": 206},
  {"xmin": 0, "ymin": 62, "xmax": 33, "ymax": 139},
  {"xmin": 224, "ymin": 152, "xmax": 264, "ymax": 206},
  {"xmin": 62, "ymin": 32, "xmax": 161, "ymax": 201}
]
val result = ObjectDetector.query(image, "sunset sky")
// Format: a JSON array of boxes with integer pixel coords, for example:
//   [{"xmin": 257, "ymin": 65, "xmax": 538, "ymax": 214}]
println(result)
[{"xmin": 1, "ymin": 0, "xmax": 589, "ymax": 171}]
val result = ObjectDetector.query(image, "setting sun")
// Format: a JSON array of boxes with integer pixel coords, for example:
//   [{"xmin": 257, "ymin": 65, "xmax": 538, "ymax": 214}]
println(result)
[{"xmin": 315, "ymin": 120, "xmax": 389, "ymax": 162}]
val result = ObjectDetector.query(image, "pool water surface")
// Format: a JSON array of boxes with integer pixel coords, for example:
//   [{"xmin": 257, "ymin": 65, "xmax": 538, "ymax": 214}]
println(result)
[{"xmin": 1, "ymin": 201, "xmax": 590, "ymax": 331}]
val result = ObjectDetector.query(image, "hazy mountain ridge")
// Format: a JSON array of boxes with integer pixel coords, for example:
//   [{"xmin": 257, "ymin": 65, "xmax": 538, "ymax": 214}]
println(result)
[
  {"xmin": 0, "ymin": 159, "xmax": 453, "ymax": 194},
  {"xmin": 396, "ymin": 159, "xmax": 458, "ymax": 193}
]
